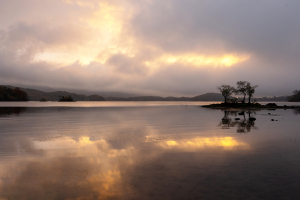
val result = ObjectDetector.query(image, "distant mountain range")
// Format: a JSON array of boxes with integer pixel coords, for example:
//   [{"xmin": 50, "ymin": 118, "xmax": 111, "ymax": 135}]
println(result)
[
  {"xmin": 7, "ymin": 85, "xmax": 225, "ymax": 101},
  {"xmin": 1, "ymin": 85, "xmax": 289, "ymax": 101},
  {"xmin": 107, "ymin": 93, "xmax": 225, "ymax": 101},
  {"xmin": 3, "ymin": 84, "xmax": 135, "ymax": 97},
  {"xmin": 253, "ymin": 96, "xmax": 288, "ymax": 102},
  {"xmin": 3, "ymin": 86, "xmax": 105, "ymax": 101}
]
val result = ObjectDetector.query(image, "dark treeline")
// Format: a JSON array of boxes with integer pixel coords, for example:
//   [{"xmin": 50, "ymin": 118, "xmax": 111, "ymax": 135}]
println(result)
[
  {"xmin": 0, "ymin": 86, "xmax": 29, "ymax": 101},
  {"xmin": 106, "ymin": 93, "xmax": 224, "ymax": 101},
  {"xmin": 1, "ymin": 86, "xmax": 105, "ymax": 101},
  {"xmin": 253, "ymin": 96, "xmax": 288, "ymax": 102},
  {"xmin": 106, "ymin": 96, "xmax": 190, "ymax": 101},
  {"xmin": 27, "ymin": 90, "xmax": 105, "ymax": 101},
  {"xmin": 287, "ymin": 90, "xmax": 300, "ymax": 102},
  {"xmin": 59, "ymin": 95, "xmax": 74, "ymax": 102}
]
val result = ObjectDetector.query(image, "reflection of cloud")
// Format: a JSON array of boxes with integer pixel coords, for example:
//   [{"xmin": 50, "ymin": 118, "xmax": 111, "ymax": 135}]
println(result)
[
  {"xmin": 1, "ymin": 131, "xmax": 250, "ymax": 199},
  {"xmin": 33, "ymin": 137, "xmax": 77, "ymax": 149},
  {"xmin": 0, "ymin": 156, "xmax": 121, "ymax": 200},
  {"xmin": 0, "ymin": 136, "xmax": 136, "ymax": 199},
  {"xmin": 164, "ymin": 137, "xmax": 249, "ymax": 150},
  {"xmin": 146, "ymin": 134, "xmax": 250, "ymax": 150},
  {"xmin": 34, "ymin": 136, "xmax": 135, "ymax": 158}
]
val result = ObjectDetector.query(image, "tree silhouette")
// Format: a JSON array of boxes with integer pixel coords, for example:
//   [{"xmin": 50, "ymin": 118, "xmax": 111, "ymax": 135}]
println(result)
[
  {"xmin": 236, "ymin": 81, "xmax": 248, "ymax": 103},
  {"xmin": 217, "ymin": 84, "xmax": 235, "ymax": 104},
  {"xmin": 246, "ymin": 83, "xmax": 258, "ymax": 104},
  {"xmin": 287, "ymin": 90, "xmax": 300, "ymax": 102}
]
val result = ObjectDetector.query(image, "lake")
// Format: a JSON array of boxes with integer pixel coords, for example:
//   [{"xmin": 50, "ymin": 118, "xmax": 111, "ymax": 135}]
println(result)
[{"xmin": 0, "ymin": 101, "xmax": 300, "ymax": 200}]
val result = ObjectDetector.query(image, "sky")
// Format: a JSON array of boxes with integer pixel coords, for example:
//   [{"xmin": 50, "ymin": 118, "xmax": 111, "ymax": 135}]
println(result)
[{"xmin": 0, "ymin": 0, "xmax": 299, "ymax": 97}]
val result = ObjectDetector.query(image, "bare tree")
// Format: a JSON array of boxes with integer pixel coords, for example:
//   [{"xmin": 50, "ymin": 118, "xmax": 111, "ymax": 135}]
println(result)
[
  {"xmin": 246, "ymin": 83, "xmax": 259, "ymax": 104},
  {"xmin": 288, "ymin": 90, "xmax": 300, "ymax": 102},
  {"xmin": 218, "ymin": 84, "xmax": 235, "ymax": 104},
  {"xmin": 236, "ymin": 81, "xmax": 248, "ymax": 103}
]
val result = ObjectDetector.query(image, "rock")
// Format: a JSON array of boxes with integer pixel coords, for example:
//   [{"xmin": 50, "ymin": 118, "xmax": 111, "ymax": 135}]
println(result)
[
  {"xmin": 266, "ymin": 103, "xmax": 277, "ymax": 106},
  {"xmin": 249, "ymin": 117, "xmax": 256, "ymax": 121}
]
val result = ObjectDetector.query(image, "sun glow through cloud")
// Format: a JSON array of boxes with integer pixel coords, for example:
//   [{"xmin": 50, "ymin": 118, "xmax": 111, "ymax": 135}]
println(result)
[
  {"xmin": 145, "ymin": 54, "xmax": 250, "ymax": 68},
  {"xmin": 4, "ymin": 0, "xmax": 289, "ymax": 96},
  {"xmin": 30, "ymin": 1, "xmax": 249, "ymax": 71},
  {"xmin": 32, "ymin": 1, "xmax": 136, "ymax": 66}
]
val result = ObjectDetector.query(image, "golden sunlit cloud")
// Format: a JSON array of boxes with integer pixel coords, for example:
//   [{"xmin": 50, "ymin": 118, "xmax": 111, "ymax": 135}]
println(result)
[
  {"xmin": 33, "ymin": 51, "xmax": 96, "ymax": 65},
  {"xmin": 30, "ymin": 0, "xmax": 249, "ymax": 71},
  {"xmin": 33, "ymin": 1, "xmax": 136, "ymax": 66},
  {"xmin": 145, "ymin": 53, "xmax": 250, "ymax": 69},
  {"xmin": 63, "ymin": 0, "xmax": 96, "ymax": 7}
]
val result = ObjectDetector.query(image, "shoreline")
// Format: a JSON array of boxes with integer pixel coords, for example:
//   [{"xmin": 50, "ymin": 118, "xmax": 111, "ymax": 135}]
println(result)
[{"xmin": 201, "ymin": 103, "xmax": 300, "ymax": 110}]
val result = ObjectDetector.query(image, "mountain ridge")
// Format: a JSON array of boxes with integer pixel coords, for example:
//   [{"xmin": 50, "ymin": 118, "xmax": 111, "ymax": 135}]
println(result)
[{"xmin": 1, "ymin": 85, "xmax": 290, "ymax": 101}]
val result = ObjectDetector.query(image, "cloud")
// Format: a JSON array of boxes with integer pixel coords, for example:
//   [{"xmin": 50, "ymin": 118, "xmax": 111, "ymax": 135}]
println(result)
[{"xmin": 0, "ymin": 0, "xmax": 300, "ymax": 96}]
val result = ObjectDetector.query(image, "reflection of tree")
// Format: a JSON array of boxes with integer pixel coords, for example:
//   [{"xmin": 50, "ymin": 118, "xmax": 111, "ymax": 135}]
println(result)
[
  {"xmin": 219, "ymin": 110, "xmax": 258, "ymax": 133},
  {"xmin": 220, "ymin": 111, "xmax": 236, "ymax": 129},
  {"xmin": 0, "ymin": 107, "xmax": 27, "ymax": 117},
  {"xmin": 293, "ymin": 109, "xmax": 300, "ymax": 115}
]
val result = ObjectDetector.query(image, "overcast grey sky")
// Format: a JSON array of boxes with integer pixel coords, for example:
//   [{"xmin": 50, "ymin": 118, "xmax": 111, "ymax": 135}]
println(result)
[{"xmin": 0, "ymin": 0, "xmax": 299, "ymax": 97}]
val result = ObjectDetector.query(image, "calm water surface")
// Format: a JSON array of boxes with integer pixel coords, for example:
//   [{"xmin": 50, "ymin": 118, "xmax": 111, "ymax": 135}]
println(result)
[{"xmin": 0, "ymin": 102, "xmax": 300, "ymax": 200}]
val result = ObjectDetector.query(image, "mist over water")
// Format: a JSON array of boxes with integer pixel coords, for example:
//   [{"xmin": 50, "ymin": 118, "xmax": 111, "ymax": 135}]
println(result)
[{"xmin": 0, "ymin": 102, "xmax": 300, "ymax": 199}]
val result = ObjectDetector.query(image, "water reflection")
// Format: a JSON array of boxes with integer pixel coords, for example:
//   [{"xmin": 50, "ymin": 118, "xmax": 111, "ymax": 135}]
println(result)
[
  {"xmin": 219, "ymin": 110, "xmax": 258, "ymax": 133},
  {"xmin": 0, "ymin": 107, "xmax": 27, "ymax": 117},
  {"xmin": 293, "ymin": 108, "xmax": 300, "ymax": 115},
  {"xmin": 156, "ymin": 137, "xmax": 249, "ymax": 150},
  {"xmin": 0, "ymin": 106, "xmax": 299, "ymax": 199},
  {"xmin": 0, "ymin": 135, "xmax": 251, "ymax": 200},
  {"xmin": 0, "ymin": 136, "xmax": 133, "ymax": 199}
]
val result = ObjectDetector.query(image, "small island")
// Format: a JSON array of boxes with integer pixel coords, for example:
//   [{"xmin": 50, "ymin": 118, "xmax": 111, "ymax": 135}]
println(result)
[
  {"xmin": 58, "ymin": 95, "xmax": 74, "ymax": 102},
  {"xmin": 202, "ymin": 81, "xmax": 300, "ymax": 110},
  {"xmin": 202, "ymin": 102, "xmax": 300, "ymax": 110}
]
